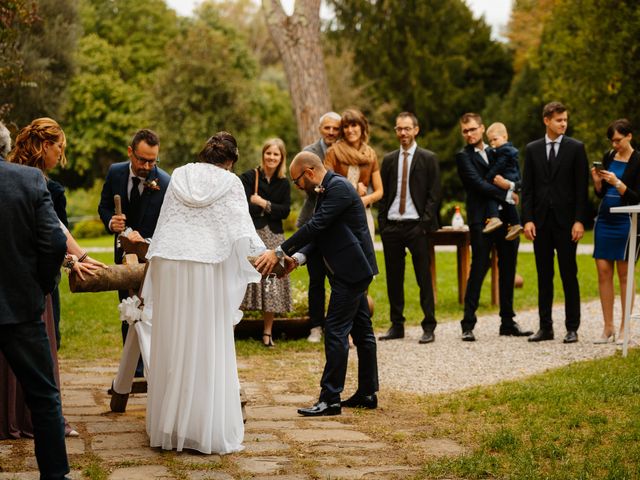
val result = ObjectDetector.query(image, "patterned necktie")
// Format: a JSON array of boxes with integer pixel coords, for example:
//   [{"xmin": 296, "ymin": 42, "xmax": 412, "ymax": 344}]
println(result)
[
  {"xmin": 548, "ymin": 142, "xmax": 556, "ymax": 163},
  {"xmin": 399, "ymin": 151, "xmax": 409, "ymax": 215},
  {"xmin": 128, "ymin": 177, "xmax": 141, "ymax": 227}
]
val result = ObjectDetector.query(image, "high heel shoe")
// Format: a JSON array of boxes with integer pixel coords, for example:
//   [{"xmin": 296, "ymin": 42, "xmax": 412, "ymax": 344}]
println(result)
[
  {"xmin": 594, "ymin": 332, "xmax": 615, "ymax": 344},
  {"xmin": 262, "ymin": 333, "xmax": 274, "ymax": 347}
]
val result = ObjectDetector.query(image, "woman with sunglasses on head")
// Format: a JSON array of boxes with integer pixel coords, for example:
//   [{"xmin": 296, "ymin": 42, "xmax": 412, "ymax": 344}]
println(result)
[
  {"xmin": 591, "ymin": 118, "xmax": 640, "ymax": 345},
  {"xmin": 3, "ymin": 117, "xmax": 105, "ymax": 440}
]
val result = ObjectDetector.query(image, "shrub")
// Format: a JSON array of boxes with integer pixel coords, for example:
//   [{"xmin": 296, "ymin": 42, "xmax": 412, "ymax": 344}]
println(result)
[{"xmin": 72, "ymin": 219, "xmax": 106, "ymax": 239}]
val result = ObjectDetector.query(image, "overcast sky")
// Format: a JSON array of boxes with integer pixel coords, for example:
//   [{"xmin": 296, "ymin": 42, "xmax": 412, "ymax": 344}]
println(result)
[{"xmin": 166, "ymin": 0, "xmax": 513, "ymax": 39}]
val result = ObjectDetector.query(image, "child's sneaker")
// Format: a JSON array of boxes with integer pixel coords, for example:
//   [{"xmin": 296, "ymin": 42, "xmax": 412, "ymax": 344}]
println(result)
[
  {"xmin": 505, "ymin": 224, "xmax": 524, "ymax": 241},
  {"xmin": 482, "ymin": 217, "xmax": 503, "ymax": 233}
]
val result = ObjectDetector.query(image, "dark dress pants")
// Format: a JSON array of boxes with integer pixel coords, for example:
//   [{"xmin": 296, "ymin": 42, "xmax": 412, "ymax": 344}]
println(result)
[
  {"xmin": 381, "ymin": 221, "xmax": 436, "ymax": 332},
  {"xmin": 461, "ymin": 220, "xmax": 518, "ymax": 332},
  {"xmin": 319, "ymin": 276, "xmax": 378, "ymax": 404},
  {"xmin": 0, "ymin": 320, "xmax": 69, "ymax": 479},
  {"xmin": 533, "ymin": 215, "xmax": 580, "ymax": 332},
  {"xmin": 306, "ymin": 251, "xmax": 327, "ymax": 329}
]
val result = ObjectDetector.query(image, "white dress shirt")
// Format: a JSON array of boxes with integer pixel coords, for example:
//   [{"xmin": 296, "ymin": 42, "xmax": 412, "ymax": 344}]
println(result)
[{"xmin": 387, "ymin": 142, "xmax": 420, "ymax": 220}]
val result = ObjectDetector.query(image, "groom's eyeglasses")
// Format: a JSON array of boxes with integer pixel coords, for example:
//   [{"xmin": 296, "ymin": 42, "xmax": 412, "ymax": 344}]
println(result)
[{"xmin": 292, "ymin": 168, "xmax": 311, "ymax": 187}]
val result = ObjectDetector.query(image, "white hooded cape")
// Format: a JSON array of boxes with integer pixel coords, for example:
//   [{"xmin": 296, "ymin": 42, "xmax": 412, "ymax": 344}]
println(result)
[{"xmin": 141, "ymin": 162, "xmax": 264, "ymax": 454}]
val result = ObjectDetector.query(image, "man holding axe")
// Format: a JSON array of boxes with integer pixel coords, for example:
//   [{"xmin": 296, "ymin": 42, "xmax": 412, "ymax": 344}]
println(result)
[{"xmin": 98, "ymin": 129, "xmax": 170, "ymax": 377}]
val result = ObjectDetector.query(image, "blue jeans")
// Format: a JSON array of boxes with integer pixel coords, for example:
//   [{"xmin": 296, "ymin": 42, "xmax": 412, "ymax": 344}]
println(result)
[{"xmin": 0, "ymin": 320, "xmax": 69, "ymax": 479}]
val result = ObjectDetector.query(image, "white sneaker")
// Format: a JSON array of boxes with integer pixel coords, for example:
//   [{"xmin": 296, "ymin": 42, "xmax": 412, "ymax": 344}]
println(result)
[{"xmin": 307, "ymin": 326, "xmax": 322, "ymax": 343}]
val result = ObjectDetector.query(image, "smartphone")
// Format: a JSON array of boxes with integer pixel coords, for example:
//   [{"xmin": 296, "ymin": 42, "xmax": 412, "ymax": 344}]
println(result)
[{"xmin": 593, "ymin": 161, "xmax": 603, "ymax": 171}]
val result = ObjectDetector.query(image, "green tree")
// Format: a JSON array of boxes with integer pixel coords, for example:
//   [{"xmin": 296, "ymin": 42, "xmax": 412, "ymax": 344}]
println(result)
[
  {"xmin": 150, "ymin": 3, "xmax": 297, "ymax": 173},
  {"xmin": 328, "ymin": 0, "xmax": 514, "ymax": 199},
  {"xmin": 60, "ymin": 0, "xmax": 179, "ymax": 187},
  {"xmin": 537, "ymin": 0, "xmax": 640, "ymax": 160},
  {"xmin": 1, "ymin": 0, "xmax": 78, "ymax": 126}
]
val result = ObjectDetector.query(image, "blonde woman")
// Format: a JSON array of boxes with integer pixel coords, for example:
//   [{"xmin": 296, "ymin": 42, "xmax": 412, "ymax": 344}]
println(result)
[{"xmin": 239, "ymin": 139, "xmax": 292, "ymax": 346}]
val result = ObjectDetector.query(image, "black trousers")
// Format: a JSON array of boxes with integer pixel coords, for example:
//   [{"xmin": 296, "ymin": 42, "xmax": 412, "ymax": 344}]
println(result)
[
  {"xmin": 533, "ymin": 216, "xmax": 580, "ymax": 332},
  {"xmin": 306, "ymin": 251, "xmax": 327, "ymax": 329},
  {"xmin": 0, "ymin": 320, "xmax": 69, "ymax": 479},
  {"xmin": 319, "ymin": 276, "xmax": 378, "ymax": 404},
  {"xmin": 381, "ymin": 221, "xmax": 436, "ymax": 332},
  {"xmin": 461, "ymin": 221, "xmax": 519, "ymax": 332}
]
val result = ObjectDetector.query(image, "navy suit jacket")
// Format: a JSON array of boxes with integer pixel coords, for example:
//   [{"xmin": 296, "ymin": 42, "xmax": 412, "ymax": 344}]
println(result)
[
  {"xmin": 98, "ymin": 161, "xmax": 170, "ymax": 262},
  {"xmin": 456, "ymin": 145, "xmax": 509, "ymax": 226},
  {"xmin": 521, "ymin": 136, "xmax": 589, "ymax": 227},
  {"xmin": 0, "ymin": 162, "xmax": 67, "ymax": 324},
  {"xmin": 282, "ymin": 171, "xmax": 378, "ymax": 285}
]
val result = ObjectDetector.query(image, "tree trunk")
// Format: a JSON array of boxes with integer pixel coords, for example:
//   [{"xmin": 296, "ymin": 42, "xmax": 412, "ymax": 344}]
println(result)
[{"xmin": 262, "ymin": 0, "xmax": 331, "ymax": 149}]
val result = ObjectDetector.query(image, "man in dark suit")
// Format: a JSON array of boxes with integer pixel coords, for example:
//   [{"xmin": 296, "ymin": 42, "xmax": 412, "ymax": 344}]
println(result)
[
  {"xmin": 522, "ymin": 102, "xmax": 589, "ymax": 343},
  {"xmin": 378, "ymin": 112, "xmax": 441, "ymax": 344},
  {"xmin": 98, "ymin": 129, "xmax": 170, "ymax": 375},
  {"xmin": 256, "ymin": 151, "xmax": 379, "ymax": 416},
  {"xmin": 0, "ymin": 161, "xmax": 70, "ymax": 479},
  {"xmin": 456, "ymin": 113, "xmax": 532, "ymax": 341},
  {"xmin": 299, "ymin": 112, "xmax": 342, "ymax": 343}
]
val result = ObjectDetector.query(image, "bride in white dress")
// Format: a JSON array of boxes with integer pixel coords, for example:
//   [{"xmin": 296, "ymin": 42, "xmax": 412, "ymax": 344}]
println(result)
[{"xmin": 142, "ymin": 132, "xmax": 264, "ymax": 454}]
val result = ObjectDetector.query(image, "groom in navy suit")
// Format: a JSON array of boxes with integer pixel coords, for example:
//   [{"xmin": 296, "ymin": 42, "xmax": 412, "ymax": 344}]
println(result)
[
  {"xmin": 98, "ymin": 129, "xmax": 170, "ymax": 375},
  {"xmin": 256, "ymin": 151, "xmax": 379, "ymax": 416}
]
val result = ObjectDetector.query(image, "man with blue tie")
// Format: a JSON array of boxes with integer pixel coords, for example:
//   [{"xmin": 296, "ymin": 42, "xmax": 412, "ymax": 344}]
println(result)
[
  {"xmin": 256, "ymin": 151, "xmax": 379, "ymax": 416},
  {"xmin": 522, "ymin": 102, "xmax": 589, "ymax": 343},
  {"xmin": 456, "ymin": 113, "xmax": 532, "ymax": 342},
  {"xmin": 98, "ymin": 129, "xmax": 170, "ymax": 376}
]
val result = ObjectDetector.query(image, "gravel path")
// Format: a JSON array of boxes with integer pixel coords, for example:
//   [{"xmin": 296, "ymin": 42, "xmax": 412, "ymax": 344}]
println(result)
[{"xmin": 376, "ymin": 299, "xmax": 635, "ymax": 395}]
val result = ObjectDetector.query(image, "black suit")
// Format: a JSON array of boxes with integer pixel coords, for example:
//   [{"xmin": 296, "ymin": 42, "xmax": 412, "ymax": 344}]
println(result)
[
  {"xmin": 456, "ymin": 144, "xmax": 520, "ymax": 331},
  {"xmin": 378, "ymin": 145, "xmax": 441, "ymax": 332},
  {"xmin": 522, "ymin": 135, "xmax": 589, "ymax": 332},
  {"xmin": 0, "ymin": 162, "xmax": 69, "ymax": 478},
  {"xmin": 282, "ymin": 171, "xmax": 378, "ymax": 403}
]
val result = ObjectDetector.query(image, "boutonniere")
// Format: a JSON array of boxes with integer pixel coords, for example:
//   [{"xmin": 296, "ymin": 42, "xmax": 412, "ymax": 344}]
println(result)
[
  {"xmin": 314, "ymin": 185, "xmax": 325, "ymax": 194},
  {"xmin": 144, "ymin": 178, "xmax": 161, "ymax": 192}
]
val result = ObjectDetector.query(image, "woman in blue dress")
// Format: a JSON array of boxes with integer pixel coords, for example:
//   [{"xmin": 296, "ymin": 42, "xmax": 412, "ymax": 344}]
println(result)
[{"xmin": 592, "ymin": 119, "xmax": 640, "ymax": 344}]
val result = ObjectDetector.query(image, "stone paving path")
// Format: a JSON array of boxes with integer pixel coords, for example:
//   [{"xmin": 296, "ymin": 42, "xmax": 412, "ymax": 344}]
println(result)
[{"xmin": 0, "ymin": 358, "xmax": 463, "ymax": 479}]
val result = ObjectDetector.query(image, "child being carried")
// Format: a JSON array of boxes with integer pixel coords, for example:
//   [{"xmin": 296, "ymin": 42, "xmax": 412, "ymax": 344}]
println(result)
[{"xmin": 482, "ymin": 122, "xmax": 524, "ymax": 241}]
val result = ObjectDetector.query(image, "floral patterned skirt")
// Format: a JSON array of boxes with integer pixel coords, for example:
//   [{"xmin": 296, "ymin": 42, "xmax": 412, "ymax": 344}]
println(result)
[{"xmin": 241, "ymin": 226, "xmax": 292, "ymax": 314}]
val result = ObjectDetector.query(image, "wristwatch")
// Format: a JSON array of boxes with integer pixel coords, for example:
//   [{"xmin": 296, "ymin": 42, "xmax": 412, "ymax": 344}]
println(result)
[
  {"xmin": 615, "ymin": 180, "xmax": 622, "ymax": 189},
  {"xmin": 275, "ymin": 245, "xmax": 285, "ymax": 260}
]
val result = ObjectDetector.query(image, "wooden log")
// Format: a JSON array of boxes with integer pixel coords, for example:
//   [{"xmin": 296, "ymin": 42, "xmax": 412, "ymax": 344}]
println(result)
[
  {"xmin": 69, "ymin": 264, "xmax": 145, "ymax": 293},
  {"xmin": 120, "ymin": 235, "xmax": 149, "ymax": 262}
]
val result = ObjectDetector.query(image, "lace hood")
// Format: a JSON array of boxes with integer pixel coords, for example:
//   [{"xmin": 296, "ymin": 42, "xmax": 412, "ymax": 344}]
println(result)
[{"xmin": 171, "ymin": 162, "xmax": 235, "ymax": 208}]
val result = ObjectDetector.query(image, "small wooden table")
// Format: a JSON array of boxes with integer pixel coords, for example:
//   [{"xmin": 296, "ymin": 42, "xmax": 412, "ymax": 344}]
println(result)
[{"xmin": 427, "ymin": 228, "xmax": 499, "ymax": 305}]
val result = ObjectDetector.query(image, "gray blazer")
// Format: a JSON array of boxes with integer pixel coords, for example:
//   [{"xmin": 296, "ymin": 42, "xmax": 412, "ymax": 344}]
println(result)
[
  {"xmin": 0, "ymin": 162, "xmax": 67, "ymax": 324},
  {"xmin": 297, "ymin": 138, "xmax": 328, "ymax": 227}
]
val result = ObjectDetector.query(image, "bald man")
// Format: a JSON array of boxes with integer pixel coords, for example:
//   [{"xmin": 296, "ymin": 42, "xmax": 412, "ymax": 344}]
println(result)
[{"xmin": 256, "ymin": 152, "xmax": 379, "ymax": 416}]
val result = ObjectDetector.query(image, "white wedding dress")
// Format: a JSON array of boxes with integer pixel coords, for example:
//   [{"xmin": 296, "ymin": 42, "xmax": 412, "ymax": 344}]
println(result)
[{"xmin": 142, "ymin": 162, "xmax": 264, "ymax": 454}]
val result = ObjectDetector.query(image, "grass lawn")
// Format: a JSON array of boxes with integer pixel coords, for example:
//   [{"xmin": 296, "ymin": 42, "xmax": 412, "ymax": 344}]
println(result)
[{"xmin": 60, "ymin": 234, "xmax": 627, "ymax": 360}]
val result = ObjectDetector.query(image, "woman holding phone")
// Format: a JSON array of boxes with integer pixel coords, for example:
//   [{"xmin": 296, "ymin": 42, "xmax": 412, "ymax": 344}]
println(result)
[{"xmin": 591, "ymin": 119, "xmax": 640, "ymax": 344}]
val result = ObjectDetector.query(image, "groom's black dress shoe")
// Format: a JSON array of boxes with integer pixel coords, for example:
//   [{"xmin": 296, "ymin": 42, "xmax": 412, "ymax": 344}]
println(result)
[
  {"xmin": 297, "ymin": 401, "xmax": 341, "ymax": 417},
  {"xmin": 528, "ymin": 329, "xmax": 554, "ymax": 342},
  {"xmin": 378, "ymin": 325, "xmax": 404, "ymax": 340},
  {"xmin": 499, "ymin": 322, "xmax": 534, "ymax": 337},
  {"xmin": 341, "ymin": 393, "xmax": 378, "ymax": 409},
  {"xmin": 563, "ymin": 330, "xmax": 578, "ymax": 343}
]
